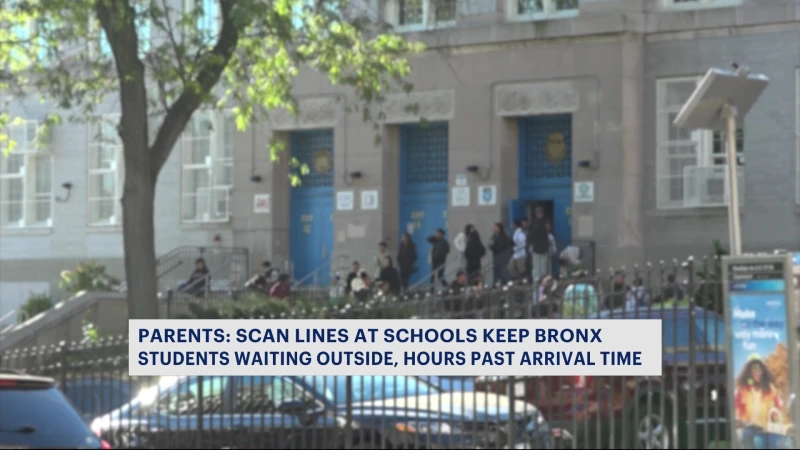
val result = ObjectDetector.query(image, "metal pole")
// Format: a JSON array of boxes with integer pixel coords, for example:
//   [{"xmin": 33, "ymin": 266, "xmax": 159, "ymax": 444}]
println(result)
[{"xmin": 724, "ymin": 104, "xmax": 742, "ymax": 256}]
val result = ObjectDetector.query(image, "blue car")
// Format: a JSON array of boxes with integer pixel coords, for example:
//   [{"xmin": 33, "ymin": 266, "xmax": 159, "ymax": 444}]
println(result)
[{"xmin": 92, "ymin": 375, "xmax": 550, "ymax": 449}]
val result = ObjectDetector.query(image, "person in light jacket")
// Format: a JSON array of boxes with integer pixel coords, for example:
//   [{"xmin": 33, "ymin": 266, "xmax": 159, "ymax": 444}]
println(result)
[{"xmin": 508, "ymin": 220, "xmax": 527, "ymax": 282}]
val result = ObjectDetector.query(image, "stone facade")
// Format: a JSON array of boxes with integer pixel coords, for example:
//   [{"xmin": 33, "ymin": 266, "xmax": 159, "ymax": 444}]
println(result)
[{"xmin": 2, "ymin": 0, "xmax": 799, "ymax": 316}]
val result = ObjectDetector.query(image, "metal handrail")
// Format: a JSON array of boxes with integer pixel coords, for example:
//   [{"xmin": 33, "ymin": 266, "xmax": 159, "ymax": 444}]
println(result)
[
  {"xmin": 157, "ymin": 261, "xmax": 183, "ymax": 280},
  {"xmin": 170, "ymin": 257, "xmax": 238, "ymax": 295},
  {"xmin": 407, "ymin": 246, "xmax": 515, "ymax": 292},
  {"xmin": 291, "ymin": 255, "xmax": 350, "ymax": 288}
]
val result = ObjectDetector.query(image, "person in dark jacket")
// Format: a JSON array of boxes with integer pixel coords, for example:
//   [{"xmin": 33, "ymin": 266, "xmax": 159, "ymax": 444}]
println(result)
[
  {"xmin": 397, "ymin": 232, "xmax": 417, "ymax": 291},
  {"xmin": 345, "ymin": 261, "xmax": 361, "ymax": 295},
  {"xmin": 378, "ymin": 256, "xmax": 402, "ymax": 295},
  {"xmin": 179, "ymin": 258, "xmax": 210, "ymax": 297},
  {"xmin": 606, "ymin": 271, "xmax": 629, "ymax": 310},
  {"xmin": 463, "ymin": 224, "xmax": 486, "ymax": 283},
  {"xmin": 527, "ymin": 207, "xmax": 551, "ymax": 283},
  {"xmin": 427, "ymin": 228, "xmax": 450, "ymax": 288},
  {"xmin": 489, "ymin": 222, "xmax": 513, "ymax": 286}
]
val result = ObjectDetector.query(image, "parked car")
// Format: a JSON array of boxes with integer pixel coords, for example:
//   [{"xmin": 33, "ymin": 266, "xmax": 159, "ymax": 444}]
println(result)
[
  {"xmin": 0, "ymin": 369, "xmax": 111, "ymax": 449},
  {"xmin": 475, "ymin": 306, "xmax": 730, "ymax": 449},
  {"xmin": 92, "ymin": 374, "xmax": 551, "ymax": 449},
  {"xmin": 61, "ymin": 377, "xmax": 141, "ymax": 423}
]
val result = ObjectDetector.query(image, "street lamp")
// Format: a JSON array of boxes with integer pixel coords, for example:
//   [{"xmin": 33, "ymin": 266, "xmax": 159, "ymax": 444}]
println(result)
[{"xmin": 673, "ymin": 64, "xmax": 769, "ymax": 256}]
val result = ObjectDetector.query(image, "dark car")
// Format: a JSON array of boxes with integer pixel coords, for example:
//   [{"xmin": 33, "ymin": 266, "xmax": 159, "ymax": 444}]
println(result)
[
  {"xmin": 476, "ymin": 306, "xmax": 730, "ymax": 449},
  {"xmin": 92, "ymin": 375, "xmax": 550, "ymax": 449},
  {"xmin": 0, "ymin": 370, "xmax": 111, "ymax": 449},
  {"xmin": 61, "ymin": 378, "xmax": 141, "ymax": 423}
]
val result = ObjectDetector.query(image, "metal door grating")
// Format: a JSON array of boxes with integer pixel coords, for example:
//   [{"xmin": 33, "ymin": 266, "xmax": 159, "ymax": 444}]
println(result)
[
  {"xmin": 402, "ymin": 123, "xmax": 448, "ymax": 186},
  {"xmin": 290, "ymin": 129, "xmax": 334, "ymax": 189},
  {"xmin": 520, "ymin": 114, "xmax": 572, "ymax": 181}
]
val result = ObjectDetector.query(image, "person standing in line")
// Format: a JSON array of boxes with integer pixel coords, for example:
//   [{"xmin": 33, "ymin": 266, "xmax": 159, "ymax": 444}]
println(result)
[
  {"xmin": 397, "ymin": 232, "xmax": 417, "ymax": 291},
  {"xmin": 463, "ymin": 224, "xmax": 486, "ymax": 283},
  {"xmin": 374, "ymin": 241, "xmax": 389, "ymax": 278},
  {"xmin": 509, "ymin": 220, "xmax": 528, "ymax": 282},
  {"xmin": 528, "ymin": 206, "xmax": 551, "ymax": 284},
  {"xmin": 378, "ymin": 256, "xmax": 402, "ymax": 295},
  {"xmin": 489, "ymin": 222, "xmax": 513, "ymax": 286},
  {"xmin": 521, "ymin": 218, "xmax": 532, "ymax": 281},
  {"xmin": 345, "ymin": 261, "xmax": 360, "ymax": 295},
  {"xmin": 427, "ymin": 228, "xmax": 450, "ymax": 288}
]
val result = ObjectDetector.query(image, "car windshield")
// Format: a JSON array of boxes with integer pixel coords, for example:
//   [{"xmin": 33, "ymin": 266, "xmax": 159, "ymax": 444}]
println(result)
[
  {"xmin": 662, "ymin": 316, "xmax": 726, "ymax": 349},
  {"xmin": 0, "ymin": 386, "xmax": 101, "ymax": 448},
  {"xmin": 302, "ymin": 376, "xmax": 439, "ymax": 405}
]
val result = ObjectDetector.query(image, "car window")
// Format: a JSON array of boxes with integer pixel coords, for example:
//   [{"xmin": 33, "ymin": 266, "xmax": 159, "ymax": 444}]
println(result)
[
  {"xmin": 0, "ymin": 386, "xmax": 101, "ymax": 448},
  {"xmin": 156, "ymin": 377, "xmax": 228, "ymax": 416},
  {"xmin": 303, "ymin": 376, "xmax": 438, "ymax": 404},
  {"xmin": 234, "ymin": 377, "xmax": 313, "ymax": 414},
  {"xmin": 62, "ymin": 382, "xmax": 129, "ymax": 417}
]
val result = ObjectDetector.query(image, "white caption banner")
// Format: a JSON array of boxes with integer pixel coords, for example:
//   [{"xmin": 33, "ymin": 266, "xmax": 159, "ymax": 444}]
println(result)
[{"xmin": 129, "ymin": 319, "xmax": 663, "ymax": 377}]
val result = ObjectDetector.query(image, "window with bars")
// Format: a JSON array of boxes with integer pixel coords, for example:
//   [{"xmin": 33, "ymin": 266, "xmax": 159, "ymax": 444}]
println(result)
[
  {"xmin": 88, "ymin": 114, "xmax": 124, "ymax": 226},
  {"xmin": 180, "ymin": 110, "xmax": 234, "ymax": 223},
  {"xmin": 0, "ymin": 121, "xmax": 53, "ymax": 229},
  {"xmin": 386, "ymin": 0, "xmax": 457, "ymax": 31},
  {"xmin": 511, "ymin": 0, "xmax": 578, "ymax": 20},
  {"xmin": 655, "ymin": 77, "xmax": 744, "ymax": 209}
]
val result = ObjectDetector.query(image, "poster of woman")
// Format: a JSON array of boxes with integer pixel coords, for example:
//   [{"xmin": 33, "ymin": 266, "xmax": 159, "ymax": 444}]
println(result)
[
  {"xmin": 734, "ymin": 356, "xmax": 785, "ymax": 432},
  {"xmin": 729, "ymin": 288, "xmax": 796, "ymax": 448}
]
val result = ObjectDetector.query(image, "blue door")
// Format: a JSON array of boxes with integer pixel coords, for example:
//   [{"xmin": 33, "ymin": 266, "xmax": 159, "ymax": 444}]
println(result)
[
  {"xmin": 290, "ymin": 129, "xmax": 334, "ymax": 286},
  {"xmin": 398, "ymin": 123, "xmax": 449, "ymax": 285},
  {"xmin": 516, "ymin": 114, "xmax": 573, "ymax": 274}
]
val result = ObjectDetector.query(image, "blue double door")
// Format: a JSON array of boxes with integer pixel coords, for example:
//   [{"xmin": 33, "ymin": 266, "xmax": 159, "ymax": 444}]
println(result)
[
  {"xmin": 510, "ymin": 114, "xmax": 574, "ymax": 276},
  {"xmin": 398, "ymin": 123, "xmax": 449, "ymax": 286},
  {"xmin": 289, "ymin": 129, "xmax": 334, "ymax": 286}
]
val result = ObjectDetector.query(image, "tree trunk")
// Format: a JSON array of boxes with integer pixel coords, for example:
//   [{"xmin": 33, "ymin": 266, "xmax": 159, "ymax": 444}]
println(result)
[{"xmin": 122, "ymin": 149, "xmax": 160, "ymax": 320}]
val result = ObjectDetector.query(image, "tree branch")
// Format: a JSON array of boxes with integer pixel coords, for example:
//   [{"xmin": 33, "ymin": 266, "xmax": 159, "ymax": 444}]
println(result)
[{"xmin": 150, "ymin": 0, "xmax": 240, "ymax": 176}]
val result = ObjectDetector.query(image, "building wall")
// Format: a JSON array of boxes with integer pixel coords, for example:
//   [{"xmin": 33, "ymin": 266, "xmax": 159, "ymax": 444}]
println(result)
[
  {"xmin": 643, "ymin": 3, "xmax": 800, "ymax": 261},
  {"xmin": 3, "ymin": 0, "xmax": 799, "ymax": 312}
]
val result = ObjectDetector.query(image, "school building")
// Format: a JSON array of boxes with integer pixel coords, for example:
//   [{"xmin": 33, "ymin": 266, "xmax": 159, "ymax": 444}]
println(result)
[{"xmin": 1, "ymin": 0, "xmax": 799, "ymax": 316}]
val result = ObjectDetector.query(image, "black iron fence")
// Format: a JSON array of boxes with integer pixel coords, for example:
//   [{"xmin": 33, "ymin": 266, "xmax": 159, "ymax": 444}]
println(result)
[{"xmin": 2, "ymin": 257, "xmax": 745, "ymax": 449}]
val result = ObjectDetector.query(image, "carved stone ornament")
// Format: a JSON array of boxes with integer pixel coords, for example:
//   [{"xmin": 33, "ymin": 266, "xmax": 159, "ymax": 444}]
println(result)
[
  {"xmin": 495, "ymin": 81, "xmax": 579, "ymax": 117},
  {"xmin": 382, "ymin": 90, "xmax": 455, "ymax": 124},
  {"xmin": 270, "ymin": 96, "xmax": 340, "ymax": 130}
]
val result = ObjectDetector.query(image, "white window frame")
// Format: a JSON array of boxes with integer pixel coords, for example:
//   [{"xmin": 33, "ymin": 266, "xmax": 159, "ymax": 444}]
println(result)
[
  {"xmin": 384, "ymin": 0, "xmax": 457, "ymax": 32},
  {"xmin": 180, "ymin": 109, "xmax": 233, "ymax": 224},
  {"xmin": 506, "ymin": 0, "xmax": 579, "ymax": 22},
  {"xmin": 185, "ymin": 0, "xmax": 222, "ymax": 38},
  {"xmin": 87, "ymin": 113, "xmax": 125, "ymax": 227},
  {"xmin": 87, "ymin": 1, "xmax": 152, "ymax": 59},
  {"xmin": 660, "ymin": 0, "xmax": 742, "ymax": 12},
  {"xmin": 0, "ymin": 120, "xmax": 54, "ymax": 229},
  {"xmin": 655, "ymin": 76, "xmax": 744, "ymax": 209}
]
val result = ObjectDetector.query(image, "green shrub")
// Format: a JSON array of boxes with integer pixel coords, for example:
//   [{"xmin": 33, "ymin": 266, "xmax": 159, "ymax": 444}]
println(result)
[
  {"xmin": 19, "ymin": 291, "xmax": 53, "ymax": 320},
  {"xmin": 59, "ymin": 261, "xmax": 120, "ymax": 296}
]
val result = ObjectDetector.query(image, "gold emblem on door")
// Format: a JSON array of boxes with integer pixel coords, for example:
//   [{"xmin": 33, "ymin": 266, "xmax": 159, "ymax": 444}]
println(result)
[{"xmin": 545, "ymin": 132, "xmax": 567, "ymax": 165}]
